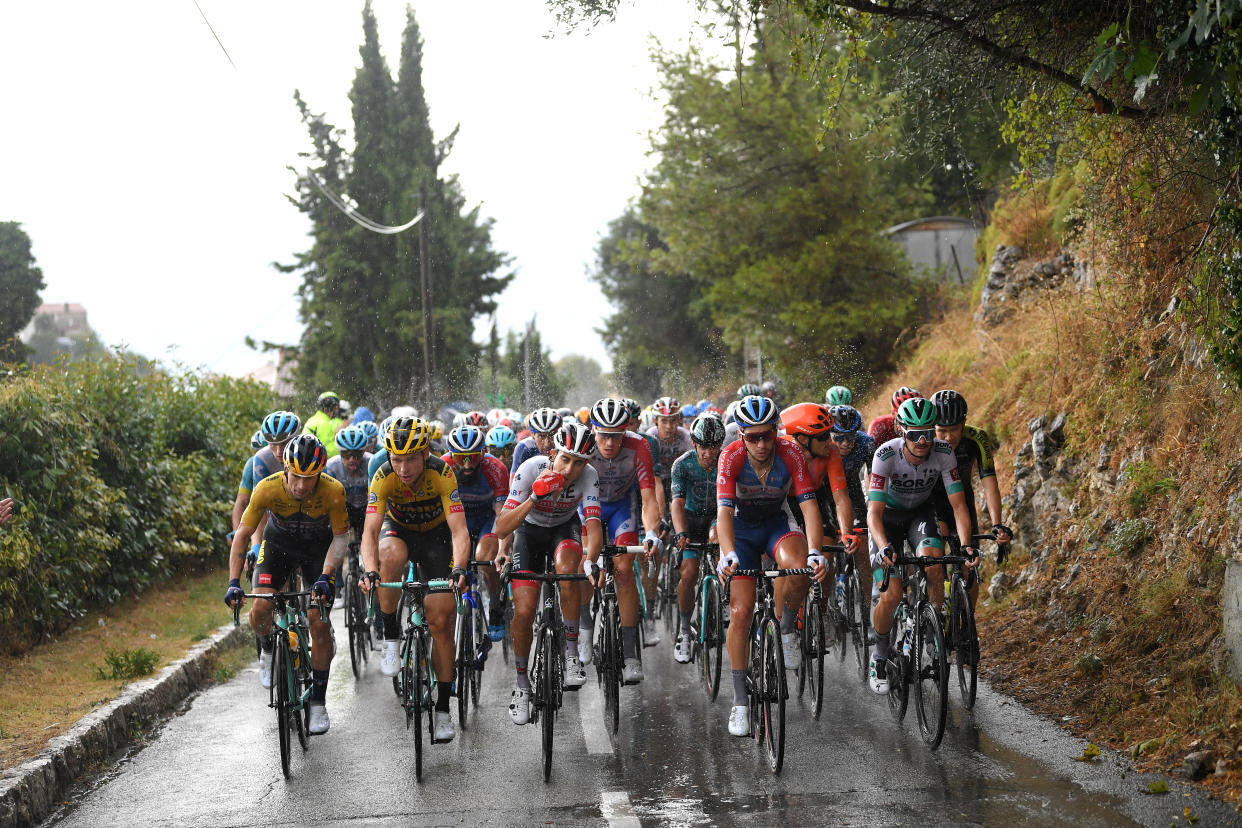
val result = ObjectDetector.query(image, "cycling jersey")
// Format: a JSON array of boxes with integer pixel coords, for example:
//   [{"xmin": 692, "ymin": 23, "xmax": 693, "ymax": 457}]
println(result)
[
  {"xmin": 836, "ymin": 431, "xmax": 877, "ymax": 521},
  {"xmin": 506, "ymin": 455, "xmax": 601, "ymax": 528},
  {"xmin": 366, "ymin": 455, "xmax": 463, "ymax": 531},
  {"xmin": 442, "ymin": 453, "xmax": 508, "ymax": 535},
  {"xmin": 589, "ymin": 434, "xmax": 656, "ymax": 503},
  {"xmin": 867, "ymin": 438, "xmax": 963, "ymax": 511},
  {"xmin": 646, "ymin": 425, "xmax": 693, "ymax": 479},
  {"xmin": 670, "ymin": 449, "xmax": 718, "ymax": 515},
  {"xmin": 868, "ymin": 414, "xmax": 899, "ymax": 445},
  {"xmin": 510, "ymin": 436, "xmax": 546, "ymax": 474},
  {"xmin": 930, "ymin": 424, "xmax": 997, "ymax": 532},
  {"xmin": 304, "ymin": 410, "xmax": 342, "ymax": 458},
  {"xmin": 717, "ymin": 436, "xmax": 816, "ymax": 524},
  {"xmin": 368, "ymin": 448, "xmax": 388, "ymax": 480},
  {"xmin": 238, "ymin": 447, "xmax": 282, "ymax": 497},
  {"xmin": 324, "ymin": 453, "xmax": 373, "ymax": 510},
  {"xmin": 240, "ymin": 471, "xmax": 348, "ymax": 542}
]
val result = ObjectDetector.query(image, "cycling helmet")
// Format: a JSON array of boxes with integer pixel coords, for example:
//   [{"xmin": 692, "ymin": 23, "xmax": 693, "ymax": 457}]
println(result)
[
  {"xmin": 359, "ymin": 420, "xmax": 380, "ymax": 445},
  {"xmin": 623, "ymin": 398, "xmax": 642, "ymax": 423},
  {"xmin": 697, "ymin": 398, "xmax": 712, "ymax": 410},
  {"xmin": 554, "ymin": 422, "xmax": 596, "ymax": 459},
  {"xmin": 261, "ymin": 410, "xmax": 302, "ymax": 443},
  {"xmin": 527, "ymin": 407, "xmax": 563, "ymax": 434},
  {"xmin": 446, "ymin": 425, "xmax": 486, "ymax": 454},
  {"xmin": 737, "ymin": 383, "xmax": 761, "ymax": 399},
  {"xmin": 557, "ymin": 407, "xmax": 574, "ymax": 420},
  {"xmin": 284, "ymin": 434, "xmax": 328, "ymax": 476},
  {"xmin": 890, "ymin": 386, "xmax": 923, "ymax": 414},
  {"xmin": 734, "ymin": 394, "xmax": 780, "ymax": 428},
  {"xmin": 249, "ymin": 430, "xmax": 266, "ymax": 451},
  {"xmin": 486, "ymin": 425, "xmax": 517, "ymax": 450},
  {"xmin": 378, "ymin": 415, "xmax": 396, "ymax": 440},
  {"xmin": 464, "ymin": 411, "xmax": 489, "ymax": 429},
  {"xmin": 829, "ymin": 404, "xmax": 864, "ymax": 434},
  {"xmin": 895, "ymin": 397, "xmax": 938, "ymax": 429},
  {"xmin": 780, "ymin": 402, "xmax": 833, "ymax": 436},
  {"xmin": 825, "ymin": 385, "xmax": 853, "ymax": 406},
  {"xmin": 429, "ymin": 420, "xmax": 444, "ymax": 441},
  {"xmin": 334, "ymin": 424, "xmax": 369, "ymax": 452},
  {"xmin": 639, "ymin": 409, "xmax": 655, "ymax": 431},
  {"xmin": 486, "ymin": 408, "xmax": 504, "ymax": 427},
  {"xmin": 690, "ymin": 414, "xmax": 726, "ymax": 447},
  {"xmin": 652, "ymin": 396, "xmax": 681, "ymax": 417},
  {"xmin": 682, "ymin": 403, "xmax": 699, "ymax": 418},
  {"xmin": 761, "ymin": 380, "xmax": 777, "ymax": 395},
  {"xmin": 590, "ymin": 398, "xmax": 630, "ymax": 430},
  {"xmin": 576, "ymin": 407, "xmax": 590, "ymax": 424},
  {"xmin": 930, "ymin": 389, "xmax": 968, "ymax": 426},
  {"xmin": 316, "ymin": 391, "xmax": 340, "ymax": 412},
  {"xmin": 352, "ymin": 406, "xmax": 375, "ymax": 424},
  {"xmin": 723, "ymin": 400, "xmax": 739, "ymax": 425},
  {"xmin": 391, "ymin": 405, "xmax": 419, "ymax": 419},
  {"xmin": 385, "ymin": 416, "xmax": 432, "ymax": 455}
]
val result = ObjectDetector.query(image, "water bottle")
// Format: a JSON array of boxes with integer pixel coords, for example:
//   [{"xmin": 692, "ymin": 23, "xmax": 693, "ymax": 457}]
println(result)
[{"xmin": 289, "ymin": 629, "xmax": 300, "ymax": 669}]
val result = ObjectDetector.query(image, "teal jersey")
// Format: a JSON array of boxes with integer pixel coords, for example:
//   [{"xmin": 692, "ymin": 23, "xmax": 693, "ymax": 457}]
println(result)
[
  {"xmin": 368, "ymin": 448, "xmax": 389, "ymax": 480},
  {"xmin": 670, "ymin": 448, "xmax": 718, "ymax": 515}
]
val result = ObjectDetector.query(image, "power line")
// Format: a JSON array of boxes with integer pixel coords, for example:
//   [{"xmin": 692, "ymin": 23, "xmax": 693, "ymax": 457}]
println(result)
[
  {"xmin": 192, "ymin": 0, "xmax": 236, "ymax": 69},
  {"xmin": 304, "ymin": 171, "xmax": 425, "ymax": 234}
]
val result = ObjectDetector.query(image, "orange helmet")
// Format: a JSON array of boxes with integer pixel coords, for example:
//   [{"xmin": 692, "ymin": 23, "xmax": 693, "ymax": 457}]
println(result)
[
  {"xmin": 576, "ymin": 407, "xmax": 590, "ymax": 425},
  {"xmin": 780, "ymin": 402, "xmax": 833, "ymax": 437}
]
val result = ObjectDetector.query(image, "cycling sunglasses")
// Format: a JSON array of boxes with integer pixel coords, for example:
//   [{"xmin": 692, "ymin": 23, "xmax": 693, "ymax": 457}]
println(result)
[
  {"xmin": 741, "ymin": 431, "xmax": 775, "ymax": 444},
  {"xmin": 903, "ymin": 429, "xmax": 934, "ymax": 443},
  {"xmin": 452, "ymin": 451, "xmax": 483, "ymax": 460},
  {"xmin": 340, "ymin": 450, "xmax": 364, "ymax": 460}
]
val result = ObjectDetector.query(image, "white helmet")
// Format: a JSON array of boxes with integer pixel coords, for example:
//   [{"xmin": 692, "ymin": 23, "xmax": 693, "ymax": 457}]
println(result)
[
  {"xmin": 391, "ymin": 405, "xmax": 419, "ymax": 419},
  {"xmin": 486, "ymin": 408, "xmax": 504, "ymax": 427}
]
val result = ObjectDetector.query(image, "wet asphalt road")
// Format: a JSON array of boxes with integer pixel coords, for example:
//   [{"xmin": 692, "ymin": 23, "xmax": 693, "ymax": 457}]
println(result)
[{"xmin": 45, "ymin": 609, "xmax": 1241, "ymax": 827}]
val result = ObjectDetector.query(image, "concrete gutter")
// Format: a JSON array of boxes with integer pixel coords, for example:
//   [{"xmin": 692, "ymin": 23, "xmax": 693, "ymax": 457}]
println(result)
[{"xmin": 0, "ymin": 622, "xmax": 248, "ymax": 828}]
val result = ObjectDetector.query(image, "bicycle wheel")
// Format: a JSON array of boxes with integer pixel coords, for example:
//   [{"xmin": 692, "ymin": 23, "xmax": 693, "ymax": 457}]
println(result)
[
  {"xmin": 409, "ymin": 635, "xmax": 425, "ymax": 782},
  {"xmin": 850, "ymin": 568, "xmax": 872, "ymax": 684},
  {"xmin": 604, "ymin": 601, "xmax": 621, "ymax": 736},
  {"xmin": 470, "ymin": 604, "xmax": 485, "ymax": 708},
  {"xmin": 273, "ymin": 638, "xmax": 292, "ymax": 778},
  {"xmin": 540, "ymin": 629, "xmax": 556, "ymax": 782},
  {"xmin": 951, "ymin": 577, "xmax": 979, "ymax": 709},
  {"xmin": 456, "ymin": 608, "xmax": 472, "ymax": 730},
  {"xmin": 346, "ymin": 573, "xmax": 363, "ymax": 678},
  {"xmin": 805, "ymin": 594, "xmax": 825, "ymax": 719},
  {"xmin": 292, "ymin": 631, "xmax": 310, "ymax": 752},
  {"xmin": 886, "ymin": 611, "xmax": 909, "ymax": 722},
  {"xmin": 700, "ymin": 579, "xmax": 723, "ymax": 701},
  {"xmin": 914, "ymin": 602, "xmax": 949, "ymax": 749},
  {"xmin": 760, "ymin": 617, "xmax": 786, "ymax": 774}
]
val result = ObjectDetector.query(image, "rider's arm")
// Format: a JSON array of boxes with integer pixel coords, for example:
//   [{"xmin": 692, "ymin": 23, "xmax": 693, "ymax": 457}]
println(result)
[
  {"xmin": 948, "ymin": 489, "xmax": 974, "ymax": 552},
  {"xmin": 584, "ymin": 517, "xmax": 603, "ymax": 563},
  {"xmin": 228, "ymin": 523, "xmax": 255, "ymax": 581},
  {"xmin": 866, "ymin": 499, "xmax": 889, "ymax": 553},
  {"xmin": 715, "ymin": 504, "xmax": 736, "ymax": 557},
  {"xmin": 231, "ymin": 493, "xmax": 249, "ymax": 531},
  {"xmin": 360, "ymin": 472, "xmax": 389, "ymax": 574},
  {"xmin": 495, "ymin": 461, "xmax": 539, "ymax": 537},
  {"xmin": 446, "ymin": 507, "xmax": 471, "ymax": 571},
  {"xmin": 671, "ymin": 497, "xmax": 688, "ymax": 535}
]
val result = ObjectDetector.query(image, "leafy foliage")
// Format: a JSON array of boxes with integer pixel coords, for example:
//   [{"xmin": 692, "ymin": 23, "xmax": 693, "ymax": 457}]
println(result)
[
  {"xmin": 281, "ymin": 3, "xmax": 512, "ymax": 409},
  {"xmin": 96, "ymin": 647, "xmax": 161, "ymax": 681},
  {"xmin": 0, "ymin": 355, "xmax": 276, "ymax": 655},
  {"xmin": 0, "ymin": 222, "xmax": 45, "ymax": 357}
]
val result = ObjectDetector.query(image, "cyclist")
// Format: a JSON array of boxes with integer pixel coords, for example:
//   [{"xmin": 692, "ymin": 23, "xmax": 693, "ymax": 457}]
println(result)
[
  {"xmin": 367, "ymin": 416, "xmax": 397, "ymax": 480},
  {"xmin": 826, "ymin": 404, "xmax": 877, "ymax": 583},
  {"xmin": 464, "ymin": 411, "xmax": 490, "ymax": 433},
  {"xmin": 779, "ymin": 403, "xmax": 858, "ymax": 566},
  {"xmin": 485, "ymin": 424, "xmax": 517, "ymax": 471},
  {"xmin": 928, "ymin": 389, "xmax": 1013, "ymax": 603},
  {"xmin": 760, "ymin": 380, "xmax": 781, "ymax": 407},
  {"xmin": 866, "ymin": 397, "xmax": 977, "ymax": 695},
  {"xmin": 825, "ymin": 385, "xmax": 852, "ymax": 406},
  {"xmin": 224, "ymin": 434, "xmax": 349, "ymax": 735},
  {"xmin": 324, "ymin": 425, "xmax": 373, "ymax": 540},
  {"xmin": 868, "ymin": 386, "xmax": 922, "ymax": 446},
  {"xmin": 305, "ymin": 392, "xmax": 344, "ymax": 457},
  {"xmin": 588, "ymin": 397, "xmax": 663, "ymax": 681},
  {"xmin": 670, "ymin": 413, "xmax": 725, "ymax": 663},
  {"xmin": 359, "ymin": 416, "xmax": 471, "ymax": 743},
  {"xmin": 358, "ymin": 420, "xmax": 381, "ymax": 454},
  {"xmin": 715, "ymin": 395, "xmax": 826, "ymax": 736},
  {"xmin": 442, "ymin": 425, "xmax": 509, "ymax": 640},
  {"xmin": 496, "ymin": 422, "xmax": 602, "ymax": 724},
  {"xmin": 512, "ymin": 407, "xmax": 562, "ymax": 471},
  {"xmin": 233, "ymin": 411, "xmax": 301, "ymax": 541},
  {"xmin": 723, "ymin": 385, "xmax": 760, "ymax": 447}
]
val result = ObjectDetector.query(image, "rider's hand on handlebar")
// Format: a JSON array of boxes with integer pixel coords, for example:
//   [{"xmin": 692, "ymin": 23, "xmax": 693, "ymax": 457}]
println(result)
[
  {"xmin": 224, "ymin": 578, "xmax": 244, "ymax": 609},
  {"xmin": 451, "ymin": 566, "xmax": 469, "ymax": 591},
  {"xmin": 963, "ymin": 546, "xmax": 980, "ymax": 569},
  {"xmin": 360, "ymin": 570, "xmax": 380, "ymax": 595},
  {"xmin": 992, "ymin": 524, "xmax": 1013, "ymax": 544},
  {"xmin": 716, "ymin": 550, "xmax": 739, "ymax": 578},
  {"xmin": 806, "ymin": 552, "xmax": 829, "ymax": 583},
  {"xmin": 582, "ymin": 557, "xmax": 602, "ymax": 587},
  {"xmin": 312, "ymin": 573, "xmax": 335, "ymax": 606},
  {"xmin": 644, "ymin": 529, "xmax": 663, "ymax": 560},
  {"xmin": 673, "ymin": 531, "xmax": 688, "ymax": 550}
]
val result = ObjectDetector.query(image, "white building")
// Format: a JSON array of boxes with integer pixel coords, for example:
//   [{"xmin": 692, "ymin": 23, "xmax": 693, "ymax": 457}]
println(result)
[{"xmin": 885, "ymin": 216, "xmax": 981, "ymax": 284}]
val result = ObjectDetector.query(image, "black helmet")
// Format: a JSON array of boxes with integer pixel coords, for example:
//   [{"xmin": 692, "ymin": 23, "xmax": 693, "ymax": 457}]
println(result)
[{"xmin": 930, "ymin": 389, "xmax": 968, "ymax": 426}]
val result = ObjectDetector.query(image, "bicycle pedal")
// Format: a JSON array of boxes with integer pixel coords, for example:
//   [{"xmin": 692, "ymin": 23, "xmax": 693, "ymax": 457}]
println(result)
[{"xmin": 561, "ymin": 683, "xmax": 583, "ymax": 692}]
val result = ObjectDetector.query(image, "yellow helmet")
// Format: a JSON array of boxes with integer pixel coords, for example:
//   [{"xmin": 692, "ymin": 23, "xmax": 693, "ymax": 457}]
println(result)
[
  {"xmin": 384, "ymin": 416, "xmax": 431, "ymax": 455},
  {"xmin": 283, "ymin": 434, "xmax": 328, "ymax": 476},
  {"xmin": 430, "ymin": 421, "xmax": 444, "ymax": 441}
]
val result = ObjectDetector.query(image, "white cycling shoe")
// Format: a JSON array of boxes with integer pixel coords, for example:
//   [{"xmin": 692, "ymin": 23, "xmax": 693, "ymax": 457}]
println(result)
[
  {"xmin": 782, "ymin": 631, "xmax": 802, "ymax": 670},
  {"xmin": 565, "ymin": 658, "xmax": 588, "ymax": 688},
  {"xmin": 869, "ymin": 658, "xmax": 890, "ymax": 695},
  {"xmin": 433, "ymin": 711, "xmax": 455, "ymax": 743},
  {"xmin": 257, "ymin": 649, "xmax": 273, "ymax": 689},
  {"xmin": 643, "ymin": 617, "xmax": 661, "ymax": 646},
  {"xmin": 307, "ymin": 703, "xmax": 330, "ymax": 735},
  {"xmin": 509, "ymin": 688, "xmax": 531, "ymax": 725},
  {"xmin": 728, "ymin": 705, "xmax": 750, "ymax": 737},
  {"xmin": 674, "ymin": 633, "xmax": 692, "ymax": 664},
  {"xmin": 622, "ymin": 657, "xmax": 644, "ymax": 684},
  {"xmin": 380, "ymin": 640, "xmax": 400, "ymax": 677},
  {"xmin": 578, "ymin": 625, "xmax": 593, "ymax": 665}
]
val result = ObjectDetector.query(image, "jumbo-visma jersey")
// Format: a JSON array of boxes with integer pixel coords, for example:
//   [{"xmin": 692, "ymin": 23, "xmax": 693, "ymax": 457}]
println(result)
[
  {"xmin": 240, "ymin": 472, "xmax": 348, "ymax": 539},
  {"xmin": 367, "ymin": 455, "xmax": 464, "ymax": 531}
]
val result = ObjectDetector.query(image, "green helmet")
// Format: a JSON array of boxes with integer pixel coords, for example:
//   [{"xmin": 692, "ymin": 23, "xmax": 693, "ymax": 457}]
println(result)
[
  {"xmin": 824, "ymin": 385, "xmax": 852, "ymax": 406},
  {"xmin": 896, "ymin": 397, "xmax": 938, "ymax": 429},
  {"xmin": 737, "ymin": 383, "xmax": 761, "ymax": 399}
]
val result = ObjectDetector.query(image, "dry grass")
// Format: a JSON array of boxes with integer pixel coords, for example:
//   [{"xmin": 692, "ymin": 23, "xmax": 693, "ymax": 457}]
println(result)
[{"xmin": 0, "ymin": 567, "xmax": 238, "ymax": 770}]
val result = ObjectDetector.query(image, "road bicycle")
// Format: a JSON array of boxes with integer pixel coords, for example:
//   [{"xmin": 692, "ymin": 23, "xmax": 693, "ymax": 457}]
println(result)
[
  {"xmin": 942, "ymin": 531, "xmax": 1005, "ymax": 709},
  {"xmin": 454, "ymin": 557, "xmax": 495, "ymax": 728},
  {"xmin": 592, "ymin": 544, "xmax": 646, "ymax": 735},
  {"xmin": 796, "ymin": 542, "xmax": 850, "ymax": 719},
  {"xmin": 342, "ymin": 537, "xmax": 373, "ymax": 679},
  {"xmin": 233, "ymin": 590, "xmax": 323, "ymax": 778},
  {"xmin": 685, "ymin": 541, "xmax": 723, "ymax": 701}
]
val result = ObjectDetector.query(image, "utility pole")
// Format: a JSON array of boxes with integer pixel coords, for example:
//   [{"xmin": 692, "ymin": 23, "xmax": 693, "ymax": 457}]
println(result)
[{"xmin": 419, "ymin": 181, "xmax": 433, "ymax": 408}]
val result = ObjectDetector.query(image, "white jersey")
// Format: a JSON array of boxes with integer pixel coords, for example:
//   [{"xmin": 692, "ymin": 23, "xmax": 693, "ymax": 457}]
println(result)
[{"xmin": 505, "ymin": 455, "xmax": 602, "ymax": 528}]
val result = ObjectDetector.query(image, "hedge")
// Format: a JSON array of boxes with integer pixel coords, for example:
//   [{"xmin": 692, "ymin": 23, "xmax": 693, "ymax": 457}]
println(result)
[{"xmin": 0, "ymin": 355, "xmax": 278, "ymax": 655}]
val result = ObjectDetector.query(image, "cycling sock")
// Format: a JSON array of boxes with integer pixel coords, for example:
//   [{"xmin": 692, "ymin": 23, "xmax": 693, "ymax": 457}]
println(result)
[
  {"xmin": 310, "ymin": 669, "xmax": 329, "ymax": 703},
  {"xmin": 260, "ymin": 636, "xmax": 273, "ymax": 654},
  {"xmin": 732, "ymin": 669, "xmax": 748, "ymax": 706},
  {"xmin": 436, "ymin": 683, "xmax": 451, "ymax": 713},
  {"xmin": 579, "ymin": 606, "xmax": 592, "ymax": 630},
  {"xmin": 680, "ymin": 611, "xmax": 691, "ymax": 635},
  {"xmin": 564, "ymin": 622, "xmax": 579, "ymax": 660},
  {"xmin": 382, "ymin": 612, "xmax": 400, "ymax": 640},
  {"xmin": 489, "ymin": 597, "xmax": 503, "ymax": 617},
  {"xmin": 780, "ymin": 609, "xmax": 796, "ymax": 636},
  {"xmin": 515, "ymin": 656, "xmax": 530, "ymax": 690},
  {"xmin": 622, "ymin": 626, "xmax": 638, "ymax": 659},
  {"xmin": 873, "ymin": 635, "xmax": 890, "ymax": 662}
]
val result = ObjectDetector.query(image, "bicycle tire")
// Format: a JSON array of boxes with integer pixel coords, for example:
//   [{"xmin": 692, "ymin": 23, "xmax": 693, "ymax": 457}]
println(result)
[
  {"xmin": 273, "ymin": 638, "xmax": 292, "ymax": 778},
  {"xmin": 796, "ymin": 593, "xmax": 809, "ymax": 699},
  {"xmin": 346, "ymin": 573, "xmax": 363, "ymax": 678},
  {"xmin": 410, "ymin": 635, "xmax": 425, "ymax": 782},
  {"xmin": 456, "ymin": 607, "xmax": 472, "ymax": 730},
  {"xmin": 540, "ymin": 629, "xmax": 556, "ymax": 782},
  {"xmin": 886, "ymin": 611, "xmax": 909, "ymax": 722},
  {"xmin": 293, "ymin": 629, "xmax": 310, "ymax": 752},
  {"xmin": 806, "ymin": 593, "xmax": 826, "ymax": 719},
  {"xmin": 470, "ymin": 604, "xmax": 485, "ymax": 708},
  {"xmin": 701, "ymin": 578, "xmax": 723, "ymax": 701},
  {"xmin": 760, "ymin": 617, "xmax": 786, "ymax": 774},
  {"xmin": 914, "ymin": 602, "xmax": 949, "ymax": 749},
  {"xmin": 951, "ymin": 577, "xmax": 979, "ymax": 709},
  {"xmin": 850, "ymin": 568, "xmax": 872, "ymax": 683},
  {"xmin": 603, "ymin": 599, "xmax": 621, "ymax": 736}
]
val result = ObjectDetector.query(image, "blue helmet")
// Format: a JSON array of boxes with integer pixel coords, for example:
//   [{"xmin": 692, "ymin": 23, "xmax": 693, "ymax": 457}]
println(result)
[
  {"xmin": 358, "ymin": 420, "xmax": 380, "ymax": 445},
  {"xmin": 682, "ymin": 403, "xmax": 699, "ymax": 418},
  {"xmin": 249, "ymin": 430, "xmax": 266, "ymax": 451},
  {"xmin": 334, "ymin": 424, "xmax": 369, "ymax": 452},
  {"xmin": 828, "ymin": 405, "xmax": 863, "ymax": 434},
  {"xmin": 447, "ymin": 425, "xmax": 486, "ymax": 454},
  {"xmin": 260, "ymin": 410, "xmax": 301, "ymax": 443},
  {"xmin": 352, "ymin": 406, "xmax": 375, "ymax": 424},
  {"xmin": 486, "ymin": 425, "xmax": 516, "ymax": 450},
  {"xmin": 734, "ymin": 395, "xmax": 779, "ymax": 428}
]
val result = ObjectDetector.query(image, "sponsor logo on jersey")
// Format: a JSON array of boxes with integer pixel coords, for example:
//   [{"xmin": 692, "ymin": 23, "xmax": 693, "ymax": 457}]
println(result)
[
  {"xmin": 949, "ymin": 467, "xmax": 961, "ymax": 482},
  {"xmin": 258, "ymin": 573, "xmax": 272, "ymax": 585},
  {"xmin": 876, "ymin": 446, "xmax": 895, "ymax": 461},
  {"xmin": 449, "ymin": 489, "xmax": 461, "ymax": 502},
  {"xmin": 870, "ymin": 474, "xmax": 886, "ymax": 490}
]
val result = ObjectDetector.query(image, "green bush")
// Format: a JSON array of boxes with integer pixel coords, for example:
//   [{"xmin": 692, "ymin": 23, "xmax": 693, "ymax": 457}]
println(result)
[
  {"xmin": 1123, "ymin": 460, "xmax": 1178, "ymax": 513},
  {"xmin": 1106, "ymin": 517, "xmax": 1153, "ymax": 556},
  {"xmin": 0, "ymin": 353, "xmax": 277, "ymax": 654},
  {"xmin": 96, "ymin": 646, "xmax": 161, "ymax": 680}
]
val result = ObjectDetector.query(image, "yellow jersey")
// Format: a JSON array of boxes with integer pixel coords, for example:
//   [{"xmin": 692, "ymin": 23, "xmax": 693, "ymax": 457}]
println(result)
[
  {"xmin": 241, "ymin": 471, "xmax": 349, "ymax": 540},
  {"xmin": 366, "ymin": 455, "xmax": 463, "ymax": 531}
]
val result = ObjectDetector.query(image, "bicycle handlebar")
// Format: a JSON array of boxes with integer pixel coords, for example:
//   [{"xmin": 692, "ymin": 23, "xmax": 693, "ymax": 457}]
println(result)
[
  {"xmin": 733, "ymin": 567, "xmax": 816, "ymax": 578},
  {"xmin": 878, "ymin": 551, "xmax": 975, "ymax": 594},
  {"xmin": 232, "ymin": 590, "xmax": 327, "ymax": 625}
]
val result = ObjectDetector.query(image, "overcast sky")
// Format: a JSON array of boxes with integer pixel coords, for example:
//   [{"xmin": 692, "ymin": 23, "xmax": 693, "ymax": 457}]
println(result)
[{"xmin": 0, "ymin": 1, "xmax": 729, "ymax": 378}]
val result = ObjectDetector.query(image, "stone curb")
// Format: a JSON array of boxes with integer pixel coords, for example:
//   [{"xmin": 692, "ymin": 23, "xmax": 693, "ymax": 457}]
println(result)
[{"xmin": 0, "ymin": 622, "xmax": 248, "ymax": 828}]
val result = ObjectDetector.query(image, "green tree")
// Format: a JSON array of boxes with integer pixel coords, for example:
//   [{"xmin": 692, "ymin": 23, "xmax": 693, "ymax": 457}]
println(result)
[
  {"xmin": 0, "ymin": 222, "xmax": 45, "ymax": 360},
  {"xmin": 556, "ymin": 354, "xmax": 608, "ymax": 406},
  {"xmin": 281, "ymin": 3, "xmax": 512, "ymax": 409}
]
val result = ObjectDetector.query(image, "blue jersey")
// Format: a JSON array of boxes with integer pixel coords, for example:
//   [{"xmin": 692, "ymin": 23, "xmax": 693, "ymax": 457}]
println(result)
[
  {"xmin": 325, "ymin": 453, "xmax": 373, "ymax": 510},
  {"xmin": 717, "ymin": 437, "xmax": 816, "ymax": 523},
  {"xmin": 510, "ymin": 436, "xmax": 543, "ymax": 477},
  {"xmin": 368, "ymin": 449, "xmax": 389, "ymax": 481},
  {"xmin": 239, "ymin": 447, "xmax": 282, "ymax": 496}
]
